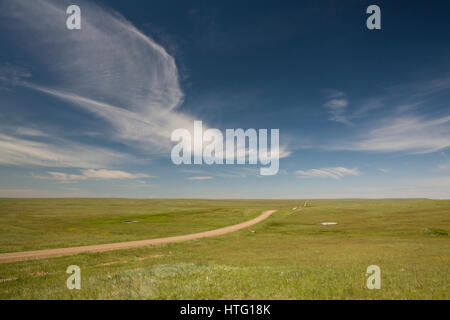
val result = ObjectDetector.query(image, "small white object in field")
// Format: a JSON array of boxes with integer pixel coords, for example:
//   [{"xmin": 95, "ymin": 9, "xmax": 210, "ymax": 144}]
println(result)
[
  {"xmin": 318, "ymin": 222, "xmax": 338, "ymax": 226},
  {"xmin": 124, "ymin": 220, "xmax": 140, "ymax": 223},
  {"xmin": 292, "ymin": 207, "xmax": 297, "ymax": 210},
  {"xmin": 251, "ymin": 230, "xmax": 256, "ymax": 233}
]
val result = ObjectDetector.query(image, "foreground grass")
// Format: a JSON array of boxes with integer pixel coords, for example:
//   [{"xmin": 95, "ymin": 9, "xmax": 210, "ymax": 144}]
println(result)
[{"xmin": 0, "ymin": 199, "xmax": 449, "ymax": 299}]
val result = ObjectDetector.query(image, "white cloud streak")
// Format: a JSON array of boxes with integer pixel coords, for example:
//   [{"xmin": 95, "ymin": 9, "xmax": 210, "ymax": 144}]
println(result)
[
  {"xmin": 187, "ymin": 176, "xmax": 213, "ymax": 181},
  {"xmin": 35, "ymin": 169, "xmax": 150, "ymax": 181},
  {"xmin": 296, "ymin": 167, "xmax": 360, "ymax": 179},
  {"xmin": 0, "ymin": 134, "xmax": 130, "ymax": 168},
  {"xmin": 15, "ymin": 127, "xmax": 49, "ymax": 137},
  {"xmin": 331, "ymin": 115, "xmax": 450, "ymax": 154}
]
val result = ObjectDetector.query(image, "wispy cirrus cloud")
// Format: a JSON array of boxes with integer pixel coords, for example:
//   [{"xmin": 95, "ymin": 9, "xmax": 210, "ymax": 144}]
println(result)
[
  {"xmin": 0, "ymin": 0, "xmax": 196, "ymax": 159},
  {"xmin": 0, "ymin": 64, "xmax": 31, "ymax": 87},
  {"xmin": 180, "ymin": 167, "xmax": 258, "ymax": 179},
  {"xmin": 34, "ymin": 169, "xmax": 151, "ymax": 182},
  {"xmin": 388, "ymin": 76, "xmax": 450, "ymax": 100},
  {"xmin": 331, "ymin": 115, "xmax": 450, "ymax": 154},
  {"xmin": 14, "ymin": 127, "xmax": 49, "ymax": 137},
  {"xmin": 0, "ymin": 134, "xmax": 130, "ymax": 168},
  {"xmin": 296, "ymin": 167, "xmax": 360, "ymax": 179},
  {"xmin": 323, "ymin": 90, "xmax": 352, "ymax": 125},
  {"xmin": 186, "ymin": 176, "xmax": 213, "ymax": 181},
  {"xmin": 321, "ymin": 76, "xmax": 450, "ymax": 155}
]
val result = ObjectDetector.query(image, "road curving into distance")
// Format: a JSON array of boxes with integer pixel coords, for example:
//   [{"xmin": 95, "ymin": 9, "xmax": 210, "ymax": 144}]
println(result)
[{"xmin": 0, "ymin": 210, "xmax": 276, "ymax": 263}]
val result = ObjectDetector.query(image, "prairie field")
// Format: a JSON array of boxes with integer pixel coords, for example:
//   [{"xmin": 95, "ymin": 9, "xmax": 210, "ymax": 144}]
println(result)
[{"xmin": 0, "ymin": 198, "xmax": 448, "ymax": 299}]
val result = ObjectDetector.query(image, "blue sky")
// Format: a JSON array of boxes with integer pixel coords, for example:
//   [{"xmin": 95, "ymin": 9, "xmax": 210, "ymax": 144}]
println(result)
[{"xmin": 0, "ymin": 0, "xmax": 449, "ymax": 198}]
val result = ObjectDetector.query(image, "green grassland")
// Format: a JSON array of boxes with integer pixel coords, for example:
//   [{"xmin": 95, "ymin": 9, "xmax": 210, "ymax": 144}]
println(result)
[
  {"xmin": 0, "ymin": 199, "xmax": 263, "ymax": 252},
  {"xmin": 0, "ymin": 198, "xmax": 449, "ymax": 299}
]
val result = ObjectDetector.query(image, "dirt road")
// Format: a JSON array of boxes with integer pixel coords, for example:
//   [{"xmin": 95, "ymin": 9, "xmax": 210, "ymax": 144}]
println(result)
[{"xmin": 0, "ymin": 210, "xmax": 276, "ymax": 263}]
